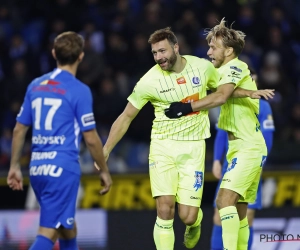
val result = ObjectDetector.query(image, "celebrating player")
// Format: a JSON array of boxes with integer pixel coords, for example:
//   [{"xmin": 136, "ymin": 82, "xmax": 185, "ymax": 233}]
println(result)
[
  {"xmin": 7, "ymin": 31, "xmax": 112, "ymax": 250},
  {"xmin": 210, "ymin": 70, "xmax": 275, "ymax": 250},
  {"xmin": 165, "ymin": 19, "xmax": 274, "ymax": 250},
  {"xmin": 101, "ymin": 27, "xmax": 220, "ymax": 249}
]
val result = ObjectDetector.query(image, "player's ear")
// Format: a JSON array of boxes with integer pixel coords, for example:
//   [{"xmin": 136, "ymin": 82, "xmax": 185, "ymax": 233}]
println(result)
[
  {"xmin": 225, "ymin": 47, "xmax": 234, "ymax": 57},
  {"xmin": 51, "ymin": 49, "xmax": 57, "ymax": 60},
  {"xmin": 78, "ymin": 52, "xmax": 84, "ymax": 62},
  {"xmin": 174, "ymin": 43, "xmax": 179, "ymax": 54}
]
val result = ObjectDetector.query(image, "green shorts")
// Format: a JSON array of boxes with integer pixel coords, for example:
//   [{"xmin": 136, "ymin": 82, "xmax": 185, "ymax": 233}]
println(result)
[
  {"xmin": 149, "ymin": 138, "xmax": 205, "ymax": 207},
  {"xmin": 220, "ymin": 139, "xmax": 267, "ymax": 203}
]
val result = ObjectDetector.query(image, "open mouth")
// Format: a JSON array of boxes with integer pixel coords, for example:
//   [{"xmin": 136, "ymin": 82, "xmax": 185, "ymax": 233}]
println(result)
[{"xmin": 159, "ymin": 60, "xmax": 168, "ymax": 67}]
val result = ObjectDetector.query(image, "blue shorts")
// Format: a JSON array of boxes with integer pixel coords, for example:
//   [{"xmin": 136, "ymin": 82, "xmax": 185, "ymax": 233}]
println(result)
[
  {"xmin": 30, "ymin": 165, "xmax": 80, "ymax": 229},
  {"xmin": 213, "ymin": 162, "xmax": 262, "ymax": 210}
]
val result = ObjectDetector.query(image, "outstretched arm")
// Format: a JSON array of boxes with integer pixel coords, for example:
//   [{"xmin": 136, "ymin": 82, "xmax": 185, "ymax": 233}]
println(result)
[
  {"xmin": 103, "ymin": 102, "xmax": 140, "ymax": 157},
  {"xmin": 232, "ymin": 87, "xmax": 275, "ymax": 100},
  {"xmin": 164, "ymin": 83, "xmax": 234, "ymax": 119}
]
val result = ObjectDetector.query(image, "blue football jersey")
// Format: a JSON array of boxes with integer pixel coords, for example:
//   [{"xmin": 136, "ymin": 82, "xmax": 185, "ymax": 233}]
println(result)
[
  {"xmin": 17, "ymin": 68, "xmax": 96, "ymax": 174},
  {"xmin": 258, "ymin": 99, "xmax": 275, "ymax": 133}
]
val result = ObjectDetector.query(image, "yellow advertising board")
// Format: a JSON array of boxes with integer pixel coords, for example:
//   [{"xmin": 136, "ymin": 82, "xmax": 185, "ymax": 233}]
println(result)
[
  {"xmin": 80, "ymin": 174, "xmax": 156, "ymax": 210},
  {"xmin": 1, "ymin": 171, "xmax": 300, "ymax": 209}
]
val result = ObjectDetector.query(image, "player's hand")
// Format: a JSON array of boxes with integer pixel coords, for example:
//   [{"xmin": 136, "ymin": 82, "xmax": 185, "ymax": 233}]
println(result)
[
  {"xmin": 7, "ymin": 166, "xmax": 23, "ymax": 191},
  {"xmin": 164, "ymin": 102, "xmax": 193, "ymax": 119},
  {"xmin": 99, "ymin": 170, "xmax": 112, "ymax": 195},
  {"xmin": 212, "ymin": 160, "xmax": 222, "ymax": 180},
  {"xmin": 250, "ymin": 89, "xmax": 275, "ymax": 100}
]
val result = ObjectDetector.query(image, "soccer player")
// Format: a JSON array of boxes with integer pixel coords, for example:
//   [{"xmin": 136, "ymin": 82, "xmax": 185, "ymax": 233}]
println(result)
[
  {"xmin": 210, "ymin": 70, "xmax": 275, "ymax": 250},
  {"xmin": 164, "ymin": 19, "xmax": 274, "ymax": 250},
  {"xmin": 7, "ymin": 31, "xmax": 112, "ymax": 250},
  {"xmin": 100, "ymin": 27, "xmax": 221, "ymax": 250},
  {"xmin": 98, "ymin": 27, "xmax": 263, "ymax": 250}
]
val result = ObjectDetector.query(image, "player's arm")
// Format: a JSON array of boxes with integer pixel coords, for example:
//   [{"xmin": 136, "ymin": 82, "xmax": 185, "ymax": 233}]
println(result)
[
  {"xmin": 165, "ymin": 83, "xmax": 234, "ymax": 118},
  {"xmin": 83, "ymin": 129, "xmax": 113, "ymax": 195},
  {"xmin": 83, "ymin": 129, "xmax": 108, "ymax": 172},
  {"xmin": 7, "ymin": 122, "xmax": 30, "ymax": 191},
  {"xmin": 10, "ymin": 122, "xmax": 29, "ymax": 168},
  {"xmin": 103, "ymin": 102, "xmax": 140, "ymax": 158},
  {"xmin": 231, "ymin": 87, "xmax": 275, "ymax": 100}
]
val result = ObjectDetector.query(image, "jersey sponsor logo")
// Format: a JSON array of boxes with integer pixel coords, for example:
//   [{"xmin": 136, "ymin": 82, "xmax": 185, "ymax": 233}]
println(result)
[
  {"xmin": 31, "ymin": 151, "xmax": 57, "ymax": 160},
  {"xmin": 190, "ymin": 196, "xmax": 201, "ymax": 200},
  {"xmin": 226, "ymin": 158, "xmax": 237, "ymax": 172},
  {"xmin": 221, "ymin": 215, "xmax": 234, "ymax": 221},
  {"xmin": 192, "ymin": 76, "xmax": 201, "ymax": 86},
  {"xmin": 160, "ymin": 88, "xmax": 175, "ymax": 93},
  {"xmin": 193, "ymin": 171, "xmax": 203, "ymax": 191},
  {"xmin": 32, "ymin": 135, "xmax": 66, "ymax": 145},
  {"xmin": 263, "ymin": 115, "xmax": 275, "ymax": 130},
  {"xmin": 66, "ymin": 217, "xmax": 74, "ymax": 225},
  {"xmin": 176, "ymin": 76, "xmax": 186, "ymax": 84},
  {"xmin": 32, "ymin": 85, "xmax": 66, "ymax": 95},
  {"xmin": 81, "ymin": 113, "xmax": 95, "ymax": 126},
  {"xmin": 230, "ymin": 66, "xmax": 242, "ymax": 72},
  {"xmin": 30, "ymin": 164, "xmax": 63, "ymax": 177},
  {"xmin": 228, "ymin": 71, "xmax": 241, "ymax": 79},
  {"xmin": 40, "ymin": 80, "xmax": 60, "ymax": 85}
]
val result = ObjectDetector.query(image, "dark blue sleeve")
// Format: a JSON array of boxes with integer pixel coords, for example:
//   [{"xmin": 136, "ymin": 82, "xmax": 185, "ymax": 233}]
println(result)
[
  {"xmin": 213, "ymin": 128, "xmax": 227, "ymax": 161},
  {"xmin": 74, "ymin": 85, "xmax": 96, "ymax": 132}
]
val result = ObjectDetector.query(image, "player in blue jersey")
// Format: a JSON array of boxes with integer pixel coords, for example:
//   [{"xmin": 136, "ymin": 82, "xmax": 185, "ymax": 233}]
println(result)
[
  {"xmin": 7, "ymin": 31, "xmax": 112, "ymax": 250},
  {"xmin": 210, "ymin": 70, "xmax": 275, "ymax": 250}
]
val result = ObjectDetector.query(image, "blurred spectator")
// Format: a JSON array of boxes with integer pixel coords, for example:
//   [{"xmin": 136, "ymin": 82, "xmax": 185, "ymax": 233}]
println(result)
[
  {"xmin": 2, "ymin": 100, "xmax": 21, "ymax": 130},
  {"xmin": 9, "ymin": 34, "xmax": 29, "ymax": 60},
  {"xmin": 93, "ymin": 77, "xmax": 125, "ymax": 128},
  {"xmin": 80, "ymin": 21, "xmax": 105, "ymax": 54},
  {"xmin": 77, "ymin": 36, "xmax": 105, "ymax": 86},
  {"xmin": 4, "ymin": 59, "xmax": 32, "ymax": 103},
  {"xmin": 128, "ymin": 33, "xmax": 154, "ymax": 80},
  {"xmin": 104, "ymin": 32, "xmax": 129, "ymax": 72},
  {"xmin": 174, "ymin": 9, "xmax": 201, "ymax": 48},
  {"xmin": 0, "ymin": 128, "xmax": 12, "ymax": 169}
]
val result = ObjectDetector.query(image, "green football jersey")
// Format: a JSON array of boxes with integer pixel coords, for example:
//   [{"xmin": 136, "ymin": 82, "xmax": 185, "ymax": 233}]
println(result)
[
  {"xmin": 128, "ymin": 55, "xmax": 219, "ymax": 140},
  {"xmin": 217, "ymin": 58, "xmax": 265, "ymax": 144}
]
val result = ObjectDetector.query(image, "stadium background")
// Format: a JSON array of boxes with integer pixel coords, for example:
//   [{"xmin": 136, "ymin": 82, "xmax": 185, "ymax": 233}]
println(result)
[{"xmin": 0, "ymin": 0, "xmax": 300, "ymax": 249}]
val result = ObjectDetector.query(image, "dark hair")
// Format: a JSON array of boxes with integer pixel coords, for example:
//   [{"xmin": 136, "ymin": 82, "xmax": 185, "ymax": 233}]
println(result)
[
  {"xmin": 205, "ymin": 18, "xmax": 245, "ymax": 56},
  {"xmin": 53, "ymin": 31, "xmax": 84, "ymax": 65},
  {"xmin": 148, "ymin": 27, "xmax": 177, "ymax": 46}
]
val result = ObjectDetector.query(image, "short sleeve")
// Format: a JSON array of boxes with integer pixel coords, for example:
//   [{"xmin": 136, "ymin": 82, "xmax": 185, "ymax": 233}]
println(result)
[
  {"xmin": 127, "ymin": 80, "xmax": 149, "ymax": 109},
  {"xmin": 218, "ymin": 64, "xmax": 247, "ymax": 88},
  {"xmin": 75, "ymin": 86, "xmax": 96, "ymax": 131},
  {"xmin": 17, "ymin": 87, "xmax": 32, "ymax": 126}
]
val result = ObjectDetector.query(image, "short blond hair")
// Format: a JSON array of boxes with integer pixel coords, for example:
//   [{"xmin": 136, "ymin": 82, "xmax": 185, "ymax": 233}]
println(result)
[{"xmin": 205, "ymin": 18, "xmax": 245, "ymax": 56}]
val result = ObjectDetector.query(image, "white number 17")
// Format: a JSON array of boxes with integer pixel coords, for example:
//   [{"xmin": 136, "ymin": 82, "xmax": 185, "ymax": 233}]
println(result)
[{"xmin": 32, "ymin": 97, "xmax": 62, "ymax": 130}]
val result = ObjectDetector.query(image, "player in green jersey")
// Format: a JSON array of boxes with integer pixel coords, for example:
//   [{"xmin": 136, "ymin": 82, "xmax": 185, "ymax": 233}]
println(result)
[
  {"xmin": 164, "ymin": 19, "xmax": 274, "ymax": 250},
  {"xmin": 99, "ymin": 27, "xmax": 267, "ymax": 250}
]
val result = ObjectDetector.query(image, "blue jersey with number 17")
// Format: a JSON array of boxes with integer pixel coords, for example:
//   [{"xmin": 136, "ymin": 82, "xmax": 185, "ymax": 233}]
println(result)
[{"xmin": 17, "ymin": 68, "xmax": 96, "ymax": 175}]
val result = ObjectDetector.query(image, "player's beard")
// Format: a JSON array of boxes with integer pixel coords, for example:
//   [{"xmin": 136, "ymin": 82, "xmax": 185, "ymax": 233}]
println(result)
[
  {"xmin": 213, "ymin": 53, "xmax": 225, "ymax": 68},
  {"xmin": 157, "ymin": 50, "xmax": 177, "ymax": 71}
]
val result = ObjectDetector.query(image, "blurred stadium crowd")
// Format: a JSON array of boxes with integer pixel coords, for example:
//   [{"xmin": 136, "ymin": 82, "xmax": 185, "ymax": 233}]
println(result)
[{"xmin": 0, "ymin": 0, "xmax": 300, "ymax": 173}]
